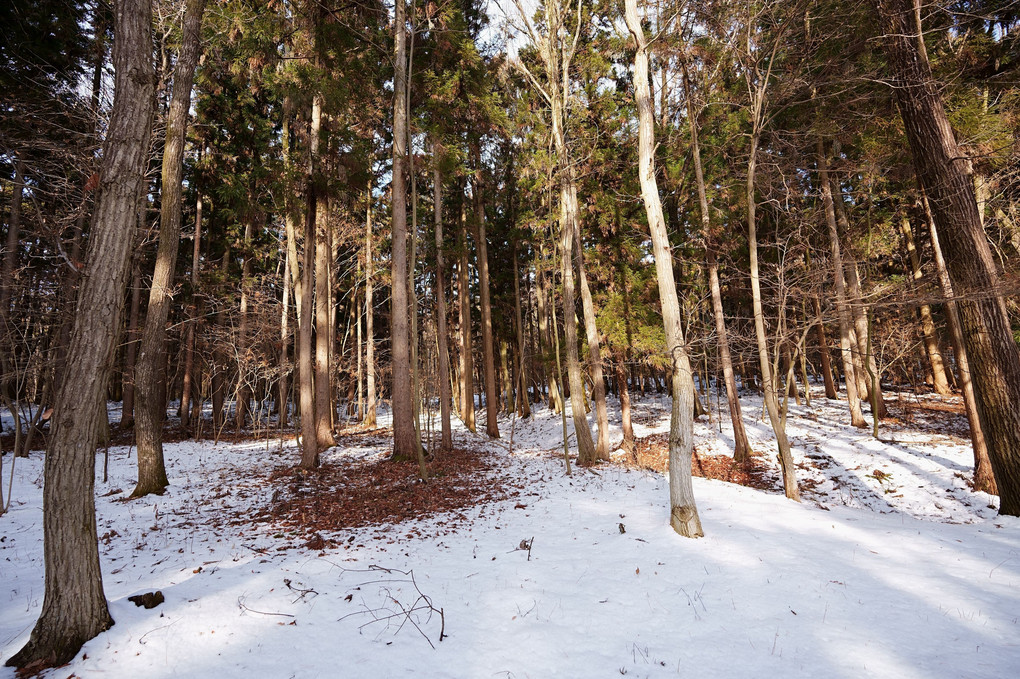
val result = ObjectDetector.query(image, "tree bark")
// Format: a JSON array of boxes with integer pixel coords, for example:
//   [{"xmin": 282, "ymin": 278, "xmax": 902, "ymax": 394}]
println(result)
[
  {"xmin": 512, "ymin": 241, "xmax": 531, "ymax": 418},
  {"xmin": 899, "ymin": 215, "xmax": 951, "ymax": 394},
  {"xmin": 876, "ymin": 0, "xmax": 1019, "ymax": 512},
  {"xmin": 364, "ymin": 179, "xmax": 376, "ymax": 428},
  {"xmin": 121, "ymin": 257, "xmax": 142, "ymax": 428},
  {"xmin": 180, "ymin": 190, "xmax": 203, "ymax": 430},
  {"xmin": 812, "ymin": 296, "xmax": 838, "ymax": 399},
  {"xmin": 457, "ymin": 186, "xmax": 475, "ymax": 431},
  {"xmin": 432, "ymin": 147, "xmax": 452, "ymax": 451},
  {"xmin": 6, "ymin": 0, "xmax": 154, "ymax": 665},
  {"xmin": 313, "ymin": 107, "xmax": 333, "ymax": 450},
  {"xmin": 131, "ymin": 0, "xmax": 205, "ymax": 497},
  {"xmin": 925, "ymin": 204, "xmax": 996, "ymax": 495},
  {"xmin": 572, "ymin": 218, "xmax": 609, "ymax": 459},
  {"xmin": 389, "ymin": 0, "xmax": 418, "ymax": 459},
  {"xmin": 625, "ymin": 0, "xmax": 704, "ymax": 534},
  {"xmin": 471, "ymin": 145, "xmax": 499, "ymax": 438},
  {"xmin": 819, "ymin": 143, "xmax": 868, "ymax": 428}
]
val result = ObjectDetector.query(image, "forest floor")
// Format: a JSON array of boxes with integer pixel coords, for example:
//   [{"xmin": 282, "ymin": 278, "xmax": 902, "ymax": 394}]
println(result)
[{"xmin": 1, "ymin": 388, "xmax": 1018, "ymax": 678}]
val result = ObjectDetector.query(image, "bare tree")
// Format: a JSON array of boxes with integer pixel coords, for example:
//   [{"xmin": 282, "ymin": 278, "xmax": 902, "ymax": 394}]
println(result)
[{"xmin": 625, "ymin": 0, "xmax": 703, "ymax": 537}]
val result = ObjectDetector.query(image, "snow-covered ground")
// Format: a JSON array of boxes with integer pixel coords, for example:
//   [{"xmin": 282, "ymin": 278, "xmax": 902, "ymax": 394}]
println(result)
[{"xmin": 1, "ymin": 390, "xmax": 1018, "ymax": 678}]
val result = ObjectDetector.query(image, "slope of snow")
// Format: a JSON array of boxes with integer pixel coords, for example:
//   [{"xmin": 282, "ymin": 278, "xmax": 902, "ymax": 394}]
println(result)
[{"xmin": 1, "ymin": 392, "xmax": 1017, "ymax": 678}]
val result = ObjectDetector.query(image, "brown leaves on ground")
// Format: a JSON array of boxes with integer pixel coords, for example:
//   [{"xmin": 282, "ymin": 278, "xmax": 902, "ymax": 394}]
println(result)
[
  {"xmin": 259, "ymin": 436, "xmax": 511, "ymax": 536},
  {"xmin": 620, "ymin": 433, "xmax": 780, "ymax": 492}
]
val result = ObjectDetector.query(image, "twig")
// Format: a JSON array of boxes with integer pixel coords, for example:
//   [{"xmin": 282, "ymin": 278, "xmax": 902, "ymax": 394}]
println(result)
[{"xmin": 237, "ymin": 596, "xmax": 295, "ymax": 618}]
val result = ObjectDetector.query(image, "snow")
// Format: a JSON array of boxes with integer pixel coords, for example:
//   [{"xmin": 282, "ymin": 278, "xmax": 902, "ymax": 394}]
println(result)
[{"xmin": 1, "ymin": 390, "xmax": 1018, "ymax": 678}]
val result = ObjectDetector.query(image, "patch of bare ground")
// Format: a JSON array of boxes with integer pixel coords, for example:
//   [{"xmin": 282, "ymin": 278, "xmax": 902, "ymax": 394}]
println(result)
[
  {"xmin": 255, "ymin": 433, "xmax": 515, "ymax": 541},
  {"xmin": 618, "ymin": 433, "xmax": 781, "ymax": 492},
  {"xmin": 883, "ymin": 392, "xmax": 972, "ymax": 440}
]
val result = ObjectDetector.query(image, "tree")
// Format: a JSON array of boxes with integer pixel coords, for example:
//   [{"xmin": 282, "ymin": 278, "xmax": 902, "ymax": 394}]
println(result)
[
  {"xmin": 390, "ymin": 0, "xmax": 420, "ymax": 460},
  {"xmin": 6, "ymin": 0, "xmax": 155, "ymax": 666},
  {"xmin": 133, "ymin": 0, "xmax": 207, "ymax": 498},
  {"xmin": 874, "ymin": 0, "xmax": 1020, "ymax": 515},
  {"xmin": 625, "ymin": 0, "xmax": 703, "ymax": 537}
]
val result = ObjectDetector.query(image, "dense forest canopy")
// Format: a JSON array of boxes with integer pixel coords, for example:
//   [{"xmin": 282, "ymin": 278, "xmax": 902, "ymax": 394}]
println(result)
[{"xmin": 1, "ymin": 0, "xmax": 1018, "ymax": 669}]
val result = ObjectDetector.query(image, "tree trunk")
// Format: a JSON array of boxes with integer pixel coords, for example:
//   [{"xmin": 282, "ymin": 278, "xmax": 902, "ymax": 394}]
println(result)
[
  {"xmin": 747, "ymin": 131, "xmax": 799, "ymax": 501},
  {"xmin": 131, "ymin": 0, "xmax": 205, "ymax": 497},
  {"xmin": 180, "ymin": 190, "xmax": 203, "ymax": 431},
  {"xmin": 364, "ymin": 181, "xmax": 376, "ymax": 428},
  {"xmin": 812, "ymin": 296, "xmax": 838, "ymax": 399},
  {"xmin": 899, "ymin": 215, "xmax": 951, "ymax": 395},
  {"xmin": 926, "ymin": 204, "xmax": 996, "ymax": 495},
  {"xmin": 457, "ymin": 186, "xmax": 475, "ymax": 431},
  {"xmin": 314, "ymin": 108, "xmax": 333, "ymax": 450},
  {"xmin": 235, "ymin": 216, "xmax": 254, "ymax": 432},
  {"xmin": 625, "ymin": 0, "xmax": 705, "ymax": 534},
  {"xmin": 472, "ymin": 145, "xmax": 499, "ymax": 438},
  {"xmin": 278, "ymin": 234, "xmax": 290, "ymax": 428},
  {"xmin": 432, "ymin": 147, "xmax": 452, "ymax": 452},
  {"xmin": 6, "ymin": 0, "xmax": 154, "ymax": 665},
  {"xmin": 121, "ymin": 258, "xmax": 142, "ymax": 428},
  {"xmin": 844, "ymin": 260, "xmax": 888, "ymax": 418},
  {"xmin": 819, "ymin": 143, "xmax": 868, "ymax": 428},
  {"xmin": 572, "ymin": 219, "xmax": 609, "ymax": 459},
  {"xmin": 512, "ymin": 241, "xmax": 531, "ymax": 418},
  {"xmin": 617, "ymin": 254, "xmax": 635, "ymax": 451},
  {"xmin": 297, "ymin": 104, "xmax": 318, "ymax": 468},
  {"xmin": 876, "ymin": 0, "xmax": 1018, "ymax": 510},
  {"xmin": 389, "ymin": 0, "xmax": 418, "ymax": 459}
]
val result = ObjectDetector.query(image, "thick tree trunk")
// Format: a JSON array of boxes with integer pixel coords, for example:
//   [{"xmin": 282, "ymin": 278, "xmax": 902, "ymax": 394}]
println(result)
[
  {"xmin": 5, "ymin": 0, "xmax": 154, "ymax": 665},
  {"xmin": 432, "ymin": 149, "xmax": 452, "ymax": 451},
  {"xmin": 876, "ymin": 0, "xmax": 1018, "ymax": 510},
  {"xmin": 557, "ymin": 178, "xmax": 598, "ymax": 465},
  {"xmin": 314, "ymin": 117, "xmax": 333, "ymax": 450},
  {"xmin": 626, "ymin": 0, "xmax": 704, "ymax": 534},
  {"xmin": 389, "ymin": 0, "xmax": 418, "ymax": 459},
  {"xmin": 819, "ymin": 143, "xmax": 868, "ymax": 428},
  {"xmin": 472, "ymin": 146, "xmax": 499, "ymax": 438},
  {"xmin": 297, "ymin": 104, "xmax": 318, "ymax": 468},
  {"xmin": 131, "ymin": 0, "xmax": 204, "ymax": 497},
  {"xmin": 899, "ymin": 215, "xmax": 951, "ymax": 395}
]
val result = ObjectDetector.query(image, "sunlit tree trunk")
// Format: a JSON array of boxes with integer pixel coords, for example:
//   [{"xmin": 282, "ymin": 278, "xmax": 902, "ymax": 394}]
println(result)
[
  {"xmin": 364, "ymin": 180, "xmax": 376, "ymax": 428},
  {"xmin": 626, "ymin": 0, "xmax": 704, "ymax": 533},
  {"xmin": 899, "ymin": 215, "xmax": 951, "ymax": 394},
  {"xmin": 132, "ymin": 0, "xmax": 205, "ymax": 497},
  {"xmin": 876, "ymin": 0, "xmax": 1018, "ymax": 511},
  {"xmin": 819, "ymin": 144, "xmax": 867, "ymax": 428}
]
